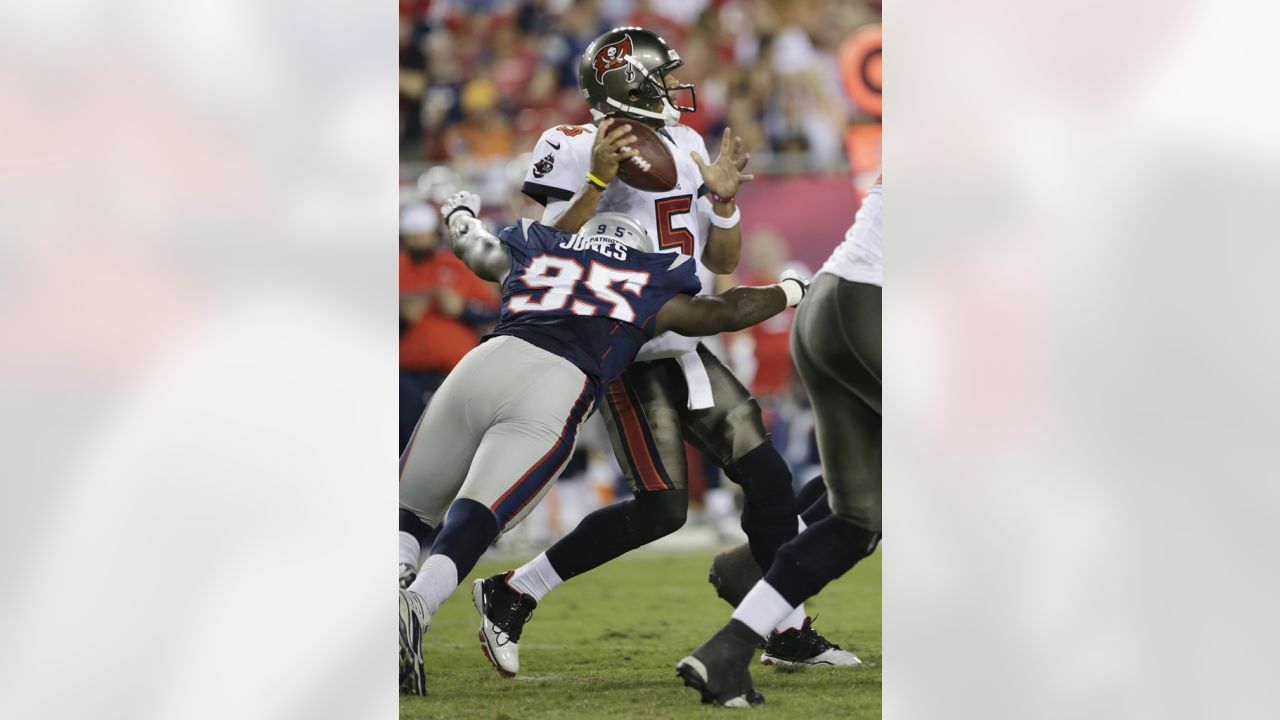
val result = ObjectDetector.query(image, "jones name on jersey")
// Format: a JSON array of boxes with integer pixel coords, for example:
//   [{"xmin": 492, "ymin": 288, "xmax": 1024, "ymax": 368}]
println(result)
[{"xmin": 488, "ymin": 218, "xmax": 702, "ymax": 402}]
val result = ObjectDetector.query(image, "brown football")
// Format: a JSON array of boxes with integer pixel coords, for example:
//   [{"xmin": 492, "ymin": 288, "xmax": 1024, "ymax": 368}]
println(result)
[{"xmin": 615, "ymin": 121, "xmax": 678, "ymax": 193}]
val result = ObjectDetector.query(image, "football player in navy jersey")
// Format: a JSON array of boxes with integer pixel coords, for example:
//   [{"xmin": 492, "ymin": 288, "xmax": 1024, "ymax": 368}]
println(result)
[{"xmin": 397, "ymin": 191, "xmax": 809, "ymax": 695}]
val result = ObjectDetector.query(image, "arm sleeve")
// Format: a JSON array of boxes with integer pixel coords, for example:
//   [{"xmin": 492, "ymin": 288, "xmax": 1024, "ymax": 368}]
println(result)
[
  {"xmin": 665, "ymin": 254, "xmax": 703, "ymax": 297},
  {"xmin": 521, "ymin": 127, "xmax": 589, "ymax": 207},
  {"xmin": 496, "ymin": 222, "xmax": 525, "ymax": 248}
]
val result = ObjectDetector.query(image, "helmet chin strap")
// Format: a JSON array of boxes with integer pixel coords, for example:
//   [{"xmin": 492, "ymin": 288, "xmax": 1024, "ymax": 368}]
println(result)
[{"xmin": 601, "ymin": 97, "xmax": 681, "ymax": 126}]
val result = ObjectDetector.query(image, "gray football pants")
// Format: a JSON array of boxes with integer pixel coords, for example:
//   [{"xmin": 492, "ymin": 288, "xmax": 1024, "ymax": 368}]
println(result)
[
  {"xmin": 600, "ymin": 343, "xmax": 769, "ymax": 493},
  {"xmin": 791, "ymin": 274, "xmax": 882, "ymax": 531},
  {"xmin": 398, "ymin": 335, "xmax": 596, "ymax": 533}
]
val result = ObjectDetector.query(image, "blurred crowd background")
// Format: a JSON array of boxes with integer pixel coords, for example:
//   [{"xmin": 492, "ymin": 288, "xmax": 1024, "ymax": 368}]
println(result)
[{"xmin": 399, "ymin": 0, "xmax": 880, "ymax": 546}]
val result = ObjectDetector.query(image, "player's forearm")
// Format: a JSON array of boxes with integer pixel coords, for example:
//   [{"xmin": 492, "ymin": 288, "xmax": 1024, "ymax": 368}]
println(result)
[
  {"xmin": 702, "ymin": 200, "xmax": 741, "ymax": 274},
  {"xmin": 664, "ymin": 285, "xmax": 785, "ymax": 337},
  {"xmin": 447, "ymin": 214, "xmax": 508, "ymax": 282},
  {"xmin": 711, "ymin": 285, "xmax": 787, "ymax": 332},
  {"xmin": 546, "ymin": 183, "xmax": 605, "ymax": 232}
]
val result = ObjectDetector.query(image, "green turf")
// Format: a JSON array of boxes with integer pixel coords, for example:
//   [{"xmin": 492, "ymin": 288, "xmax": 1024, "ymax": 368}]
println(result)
[{"xmin": 401, "ymin": 546, "xmax": 881, "ymax": 719}]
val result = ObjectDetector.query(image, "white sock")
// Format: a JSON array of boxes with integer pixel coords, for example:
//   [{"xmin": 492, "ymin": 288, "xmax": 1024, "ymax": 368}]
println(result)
[
  {"xmin": 407, "ymin": 554, "xmax": 459, "ymax": 616},
  {"xmin": 774, "ymin": 603, "xmax": 807, "ymax": 633},
  {"xmin": 507, "ymin": 552, "xmax": 563, "ymax": 602},
  {"xmin": 399, "ymin": 531, "xmax": 421, "ymax": 568},
  {"xmin": 731, "ymin": 580, "xmax": 796, "ymax": 639}
]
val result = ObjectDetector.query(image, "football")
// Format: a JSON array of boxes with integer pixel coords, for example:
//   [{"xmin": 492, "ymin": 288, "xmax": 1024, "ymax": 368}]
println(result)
[{"xmin": 615, "ymin": 121, "xmax": 678, "ymax": 193}]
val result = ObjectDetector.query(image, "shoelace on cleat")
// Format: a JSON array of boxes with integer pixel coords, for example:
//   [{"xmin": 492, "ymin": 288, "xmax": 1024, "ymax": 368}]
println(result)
[
  {"xmin": 488, "ymin": 581, "xmax": 535, "ymax": 645},
  {"xmin": 801, "ymin": 615, "xmax": 844, "ymax": 652},
  {"xmin": 767, "ymin": 615, "xmax": 843, "ymax": 659}
]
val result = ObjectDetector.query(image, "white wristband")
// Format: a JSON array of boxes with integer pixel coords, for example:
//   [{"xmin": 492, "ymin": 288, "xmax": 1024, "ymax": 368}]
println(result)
[
  {"xmin": 707, "ymin": 204, "xmax": 741, "ymax": 229},
  {"xmin": 778, "ymin": 278, "xmax": 804, "ymax": 307}
]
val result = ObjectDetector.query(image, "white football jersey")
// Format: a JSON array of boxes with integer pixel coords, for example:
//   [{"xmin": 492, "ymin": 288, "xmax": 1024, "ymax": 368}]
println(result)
[
  {"xmin": 522, "ymin": 122, "xmax": 718, "ymax": 361},
  {"xmin": 819, "ymin": 183, "xmax": 882, "ymax": 287}
]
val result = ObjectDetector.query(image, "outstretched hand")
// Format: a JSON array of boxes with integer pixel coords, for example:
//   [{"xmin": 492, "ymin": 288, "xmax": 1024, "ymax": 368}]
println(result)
[{"xmin": 691, "ymin": 127, "xmax": 753, "ymax": 200}]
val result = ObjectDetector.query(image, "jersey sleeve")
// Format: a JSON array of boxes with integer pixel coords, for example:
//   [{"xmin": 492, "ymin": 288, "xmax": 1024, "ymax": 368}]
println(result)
[
  {"xmin": 500, "ymin": 218, "xmax": 577, "ymax": 255},
  {"xmin": 496, "ymin": 221, "xmax": 528, "ymax": 249},
  {"xmin": 664, "ymin": 254, "xmax": 703, "ymax": 297},
  {"xmin": 521, "ymin": 126, "xmax": 591, "ymax": 207}
]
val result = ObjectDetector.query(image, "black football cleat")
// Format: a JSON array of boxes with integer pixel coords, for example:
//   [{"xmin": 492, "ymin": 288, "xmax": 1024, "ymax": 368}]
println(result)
[
  {"xmin": 472, "ymin": 572, "xmax": 537, "ymax": 677},
  {"xmin": 761, "ymin": 616, "xmax": 862, "ymax": 667},
  {"xmin": 676, "ymin": 620, "xmax": 765, "ymax": 708}
]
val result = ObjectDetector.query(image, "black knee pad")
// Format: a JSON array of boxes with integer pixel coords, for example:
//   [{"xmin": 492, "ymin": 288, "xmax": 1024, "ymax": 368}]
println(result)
[
  {"xmin": 624, "ymin": 489, "xmax": 689, "ymax": 544},
  {"xmin": 767, "ymin": 515, "xmax": 881, "ymax": 607},
  {"xmin": 708, "ymin": 543, "xmax": 762, "ymax": 607}
]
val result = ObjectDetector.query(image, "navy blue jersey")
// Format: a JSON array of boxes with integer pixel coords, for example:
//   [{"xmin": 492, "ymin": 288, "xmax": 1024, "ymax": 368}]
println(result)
[{"xmin": 486, "ymin": 219, "xmax": 701, "ymax": 396}]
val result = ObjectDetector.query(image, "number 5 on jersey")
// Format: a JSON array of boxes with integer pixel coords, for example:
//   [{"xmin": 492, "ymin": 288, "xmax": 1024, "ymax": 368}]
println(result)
[
  {"xmin": 509, "ymin": 256, "xmax": 651, "ymax": 322},
  {"xmin": 655, "ymin": 195, "xmax": 695, "ymax": 256}
]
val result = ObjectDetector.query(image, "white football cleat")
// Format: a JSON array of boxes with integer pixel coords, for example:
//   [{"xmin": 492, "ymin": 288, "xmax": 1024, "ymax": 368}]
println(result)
[
  {"xmin": 398, "ymin": 589, "xmax": 430, "ymax": 694},
  {"xmin": 472, "ymin": 573, "xmax": 537, "ymax": 677}
]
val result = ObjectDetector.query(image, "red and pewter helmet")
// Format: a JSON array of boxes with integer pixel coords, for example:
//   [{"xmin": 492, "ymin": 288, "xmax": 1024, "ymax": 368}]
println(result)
[{"xmin": 578, "ymin": 26, "xmax": 696, "ymax": 126}]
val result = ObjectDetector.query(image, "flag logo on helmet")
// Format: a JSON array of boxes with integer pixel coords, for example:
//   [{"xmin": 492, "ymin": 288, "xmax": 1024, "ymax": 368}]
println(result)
[{"xmin": 592, "ymin": 34, "xmax": 635, "ymax": 83}]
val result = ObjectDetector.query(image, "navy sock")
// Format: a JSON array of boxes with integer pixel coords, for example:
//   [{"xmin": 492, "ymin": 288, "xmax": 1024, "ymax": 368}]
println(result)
[{"xmin": 430, "ymin": 498, "xmax": 500, "ymax": 580}]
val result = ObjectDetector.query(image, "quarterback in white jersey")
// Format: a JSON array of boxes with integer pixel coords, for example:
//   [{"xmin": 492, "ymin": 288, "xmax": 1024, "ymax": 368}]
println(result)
[{"xmin": 474, "ymin": 26, "xmax": 853, "ymax": 680}]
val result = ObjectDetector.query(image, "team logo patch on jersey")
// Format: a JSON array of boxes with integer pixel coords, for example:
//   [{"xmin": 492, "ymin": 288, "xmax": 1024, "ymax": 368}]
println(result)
[
  {"xmin": 532, "ymin": 152, "xmax": 555, "ymax": 178},
  {"xmin": 592, "ymin": 34, "xmax": 635, "ymax": 83}
]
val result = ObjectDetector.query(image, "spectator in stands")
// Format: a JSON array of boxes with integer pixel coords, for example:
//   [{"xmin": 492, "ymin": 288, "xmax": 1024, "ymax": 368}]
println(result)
[
  {"xmin": 441, "ymin": 75, "xmax": 516, "ymax": 160},
  {"xmin": 399, "ymin": 0, "xmax": 871, "ymax": 168},
  {"xmin": 399, "ymin": 202, "xmax": 500, "ymax": 452}
]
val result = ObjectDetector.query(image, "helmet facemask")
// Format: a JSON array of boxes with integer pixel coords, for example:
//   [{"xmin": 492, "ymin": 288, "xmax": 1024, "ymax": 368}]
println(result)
[{"xmin": 626, "ymin": 62, "xmax": 696, "ymax": 125}]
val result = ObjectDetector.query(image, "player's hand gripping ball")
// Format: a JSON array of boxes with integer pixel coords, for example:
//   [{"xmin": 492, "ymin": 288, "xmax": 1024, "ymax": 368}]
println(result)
[
  {"xmin": 593, "ymin": 119, "xmax": 680, "ymax": 194},
  {"xmin": 611, "ymin": 121, "xmax": 678, "ymax": 193}
]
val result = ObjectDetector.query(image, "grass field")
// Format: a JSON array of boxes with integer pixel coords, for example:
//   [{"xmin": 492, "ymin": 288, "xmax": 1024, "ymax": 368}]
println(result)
[{"xmin": 401, "ymin": 546, "xmax": 881, "ymax": 719}]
